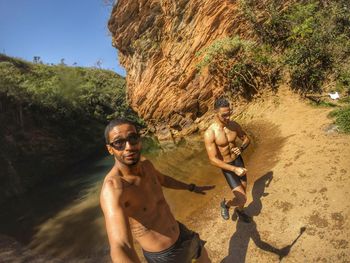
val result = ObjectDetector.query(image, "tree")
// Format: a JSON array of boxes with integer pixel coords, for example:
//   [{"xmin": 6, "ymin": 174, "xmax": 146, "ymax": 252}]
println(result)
[
  {"xmin": 95, "ymin": 59, "xmax": 103, "ymax": 69},
  {"xmin": 33, "ymin": 56, "xmax": 41, "ymax": 64}
]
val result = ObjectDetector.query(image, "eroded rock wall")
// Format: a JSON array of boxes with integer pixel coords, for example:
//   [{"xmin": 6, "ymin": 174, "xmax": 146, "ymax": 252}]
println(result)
[{"xmin": 109, "ymin": 0, "xmax": 248, "ymax": 139}]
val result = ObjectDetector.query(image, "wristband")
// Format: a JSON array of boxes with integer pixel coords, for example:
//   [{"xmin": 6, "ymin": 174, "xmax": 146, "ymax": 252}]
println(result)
[
  {"xmin": 188, "ymin": 183, "xmax": 196, "ymax": 192},
  {"xmin": 240, "ymin": 144, "xmax": 248, "ymax": 152}
]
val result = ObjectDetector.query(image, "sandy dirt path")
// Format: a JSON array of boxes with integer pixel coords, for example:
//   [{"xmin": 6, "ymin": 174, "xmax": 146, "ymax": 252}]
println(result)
[
  {"xmin": 1, "ymin": 87, "xmax": 348, "ymax": 263},
  {"xmin": 186, "ymin": 87, "xmax": 350, "ymax": 263}
]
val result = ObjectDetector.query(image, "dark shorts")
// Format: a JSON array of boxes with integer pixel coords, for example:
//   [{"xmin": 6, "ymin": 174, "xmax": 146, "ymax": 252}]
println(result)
[
  {"xmin": 222, "ymin": 155, "xmax": 247, "ymax": 189},
  {"xmin": 142, "ymin": 222, "xmax": 206, "ymax": 263}
]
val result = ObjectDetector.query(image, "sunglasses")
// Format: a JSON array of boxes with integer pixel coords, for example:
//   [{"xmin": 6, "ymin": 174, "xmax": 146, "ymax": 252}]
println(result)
[
  {"xmin": 109, "ymin": 133, "xmax": 140, "ymax": 151},
  {"xmin": 220, "ymin": 112, "xmax": 231, "ymax": 118}
]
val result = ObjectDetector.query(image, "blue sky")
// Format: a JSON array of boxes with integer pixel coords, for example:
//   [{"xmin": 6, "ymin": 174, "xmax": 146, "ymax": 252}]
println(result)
[{"xmin": 0, "ymin": 0, "xmax": 126, "ymax": 76}]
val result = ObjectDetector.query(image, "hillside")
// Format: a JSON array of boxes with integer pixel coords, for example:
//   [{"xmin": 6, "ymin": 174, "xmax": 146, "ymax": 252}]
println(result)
[{"xmin": 0, "ymin": 54, "xmax": 140, "ymax": 201}]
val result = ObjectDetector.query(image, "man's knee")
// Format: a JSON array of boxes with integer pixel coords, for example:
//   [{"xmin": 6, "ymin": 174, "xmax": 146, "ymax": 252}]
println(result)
[
  {"xmin": 196, "ymin": 247, "xmax": 211, "ymax": 263},
  {"xmin": 239, "ymin": 195, "xmax": 247, "ymax": 206},
  {"xmin": 233, "ymin": 190, "xmax": 247, "ymax": 205}
]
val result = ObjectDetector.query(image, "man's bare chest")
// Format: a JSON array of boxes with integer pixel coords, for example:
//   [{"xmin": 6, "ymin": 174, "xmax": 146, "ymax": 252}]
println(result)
[
  {"xmin": 215, "ymin": 127, "xmax": 238, "ymax": 147},
  {"xmin": 121, "ymin": 174, "xmax": 166, "ymax": 219}
]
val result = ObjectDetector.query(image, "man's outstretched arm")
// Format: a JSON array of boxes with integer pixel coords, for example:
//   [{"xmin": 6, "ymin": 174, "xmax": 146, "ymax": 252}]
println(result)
[
  {"xmin": 162, "ymin": 174, "xmax": 215, "ymax": 194},
  {"xmin": 204, "ymin": 129, "xmax": 247, "ymax": 176},
  {"xmin": 146, "ymin": 161, "xmax": 215, "ymax": 194},
  {"xmin": 100, "ymin": 178, "xmax": 141, "ymax": 263}
]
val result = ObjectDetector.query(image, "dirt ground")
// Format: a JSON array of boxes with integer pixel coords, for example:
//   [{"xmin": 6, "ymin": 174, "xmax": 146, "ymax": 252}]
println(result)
[
  {"xmin": 185, "ymin": 87, "xmax": 350, "ymax": 263},
  {"xmin": 1, "ymin": 87, "xmax": 349, "ymax": 263}
]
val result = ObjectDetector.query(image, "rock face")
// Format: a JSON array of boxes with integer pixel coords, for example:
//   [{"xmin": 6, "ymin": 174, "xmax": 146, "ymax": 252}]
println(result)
[{"xmin": 108, "ymin": 0, "xmax": 248, "ymax": 139}]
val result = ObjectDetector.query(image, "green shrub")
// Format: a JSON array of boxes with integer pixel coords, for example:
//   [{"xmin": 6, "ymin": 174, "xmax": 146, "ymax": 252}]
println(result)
[
  {"xmin": 336, "ymin": 69, "xmax": 350, "ymax": 95},
  {"xmin": 339, "ymin": 96, "xmax": 350, "ymax": 104},
  {"xmin": 195, "ymin": 36, "xmax": 254, "ymax": 71},
  {"xmin": 329, "ymin": 106, "xmax": 350, "ymax": 133},
  {"xmin": 239, "ymin": 0, "xmax": 350, "ymax": 94},
  {"xmin": 196, "ymin": 36, "xmax": 279, "ymax": 100},
  {"xmin": 239, "ymin": 0, "xmax": 290, "ymax": 46},
  {"xmin": 283, "ymin": 2, "xmax": 332, "ymax": 92}
]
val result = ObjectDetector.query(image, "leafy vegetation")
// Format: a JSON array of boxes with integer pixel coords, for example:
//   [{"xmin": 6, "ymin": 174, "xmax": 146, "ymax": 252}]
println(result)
[
  {"xmin": 0, "ymin": 54, "xmax": 143, "ymax": 198},
  {"xmin": 196, "ymin": 0, "xmax": 350, "ymax": 131},
  {"xmin": 241, "ymin": 0, "xmax": 350, "ymax": 131},
  {"xmin": 239, "ymin": 0, "xmax": 350, "ymax": 93},
  {"xmin": 196, "ymin": 36, "xmax": 279, "ymax": 100},
  {"xmin": 0, "ymin": 54, "xmax": 141, "ymax": 125},
  {"xmin": 329, "ymin": 106, "xmax": 350, "ymax": 133}
]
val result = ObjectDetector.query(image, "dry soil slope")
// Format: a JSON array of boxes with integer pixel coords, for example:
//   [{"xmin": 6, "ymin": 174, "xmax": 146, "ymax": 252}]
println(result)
[{"xmin": 188, "ymin": 88, "xmax": 350, "ymax": 263}]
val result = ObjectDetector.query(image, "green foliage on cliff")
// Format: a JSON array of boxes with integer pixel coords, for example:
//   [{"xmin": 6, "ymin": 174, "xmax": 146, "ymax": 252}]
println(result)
[
  {"xmin": 195, "ymin": 0, "xmax": 350, "ymax": 131},
  {"xmin": 196, "ymin": 36, "xmax": 279, "ymax": 99},
  {"xmin": 0, "ymin": 54, "xmax": 142, "ymax": 198},
  {"xmin": 240, "ymin": 0, "xmax": 350, "ymax": 93},
  {"xmin": 195, "ymin": 37, "xmax": 254, "ymax": 71}
]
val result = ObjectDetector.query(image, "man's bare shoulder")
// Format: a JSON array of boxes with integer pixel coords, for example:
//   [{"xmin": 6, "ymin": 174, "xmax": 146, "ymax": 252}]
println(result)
[
  {"xmin": 100, "ymin": 168, "xmax": 124, "ymax": 202},
  {"xmin": 207, "ymin": 122, "xmax": 218, "ymax": 131},
  {"xmin": 205, "ymin": 123, "xmax": 217, "ymax": 136},
  {"xmin": 140, "ymin": 158, "xmax": 160, "ymax": 178},
  {"xmin": 140, "ymin": 156, "xmax": 155, "ymax": 169},
  {"xmin": 228, "ymin": 120, "xmax": 242, "ymax": 130},
  {"xmin": 103, "ymin": 167, "xmax": 123, "ymax": 187}
]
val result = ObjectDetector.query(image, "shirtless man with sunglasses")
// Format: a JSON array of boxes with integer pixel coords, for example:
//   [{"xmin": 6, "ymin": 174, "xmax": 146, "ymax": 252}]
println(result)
[
  {"xmin": 204, "ymin": 97, "xmax": 251, "ymax": 223},
  {"xmin": 100, "ymin": 118, "xmax": 214, "ymax": 263}
]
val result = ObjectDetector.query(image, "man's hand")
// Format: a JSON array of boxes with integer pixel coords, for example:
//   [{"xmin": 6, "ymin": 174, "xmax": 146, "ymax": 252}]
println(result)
[
  {"xmin": 233, "ymin": 167, "xmax": 247, "ymax": 176},
  {"xmin": 232, "ymin": 147, "xmax": 242, "ymax": 155},
  {"xmin": 192, "ymin": 185, "xmax": 216, "ymax": 195}
]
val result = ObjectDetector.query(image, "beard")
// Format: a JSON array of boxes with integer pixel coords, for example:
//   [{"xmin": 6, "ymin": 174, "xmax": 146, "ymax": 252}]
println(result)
[{"xmin": 117, "ymin": 151, "xmax": 141, "ymax": 166}]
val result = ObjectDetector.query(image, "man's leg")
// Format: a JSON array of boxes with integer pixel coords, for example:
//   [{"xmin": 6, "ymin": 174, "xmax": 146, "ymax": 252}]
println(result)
[
  {"xmin": 226, "ymin": 184, "xmax": 247, "ymax": 209},
  {"xmin": 221, "ymin": 168, "xmax": 247, "ymax": 220},
  {"xmin": 226, "ymin": 184, "xmax": 251, "ymax": 223},
  {"xmin": 196, "ymin": 247, "xmax": 211, "ymax": 263},
  {"xmin": 241, "ymin": 179, "xmax": 247, "ymax": 191}
]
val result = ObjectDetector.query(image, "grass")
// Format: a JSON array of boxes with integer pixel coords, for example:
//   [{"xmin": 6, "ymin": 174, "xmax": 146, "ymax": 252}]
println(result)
[
  {"xmin": 310, "ymin": 100, "xmax": 338, "ymax": 108},
  {"xmin": 329, "ymin": 106, "xmax": 350, "ymax": 133}
]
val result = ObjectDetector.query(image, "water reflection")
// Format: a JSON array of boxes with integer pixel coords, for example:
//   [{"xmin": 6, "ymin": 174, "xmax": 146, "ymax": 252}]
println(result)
[{"xmin": 147, "ymin": 137, "xmax": 225, "ymax": 221}]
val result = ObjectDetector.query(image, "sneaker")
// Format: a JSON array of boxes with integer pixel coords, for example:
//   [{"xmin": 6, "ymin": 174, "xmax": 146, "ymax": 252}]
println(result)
[
  {"xmin": 220, "ymin": 199, "xmax": 230, "ymax": 220},
  {"xmin": 236, "ymin": 209, "xmax": 252, "ymax": 223}
]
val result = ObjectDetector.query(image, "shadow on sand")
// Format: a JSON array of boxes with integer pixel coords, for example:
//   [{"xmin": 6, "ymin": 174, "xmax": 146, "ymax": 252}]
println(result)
[{"xmin": 221, "ymin": 171, "xmax": 306, "ymax": 263}]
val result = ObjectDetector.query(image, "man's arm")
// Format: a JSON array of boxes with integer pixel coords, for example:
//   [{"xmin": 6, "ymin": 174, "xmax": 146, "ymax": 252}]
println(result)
[
  {"xmin": 146, "ymin": 161, "xmax": 215, "ymax": 194},
  {"xmin": 236, "ymin": 123, "xmax": 250, "ymax": 151},
  {"xmin": 231, "ymin": 123, "xmax": 250, "ymax": 156},
  {"xmin": 100, "ymin": 178, "xmax": 141, "ymax": 263},
  {"xmin": 204, "ymin": 129, "xmax": 247, "ymax": 176}
]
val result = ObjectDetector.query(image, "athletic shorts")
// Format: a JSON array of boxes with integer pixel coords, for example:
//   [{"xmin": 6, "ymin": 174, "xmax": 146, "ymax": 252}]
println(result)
[
  {"xmin": 142, "ymin": 222, "xmax": 206, "ymax": 263},
  {"xmin": 222, "ymin": 155, "xmax": 247, "ymax": 189}
]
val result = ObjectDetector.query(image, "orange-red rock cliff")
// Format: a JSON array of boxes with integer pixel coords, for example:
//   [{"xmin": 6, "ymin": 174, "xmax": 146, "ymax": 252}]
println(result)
[{"xmin": 108, "ymin": 0, "xmax": 250, "ymax": 139}]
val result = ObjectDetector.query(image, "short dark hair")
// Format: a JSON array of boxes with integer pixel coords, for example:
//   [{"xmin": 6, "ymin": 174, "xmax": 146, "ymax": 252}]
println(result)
[
  {"xmin": 214, "ymin": 97, "xmax": 230, "ymax": 110},
  {"xmin": 104, "ymin": 118, "xmax": 138, "ymax": 144}
]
